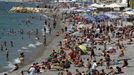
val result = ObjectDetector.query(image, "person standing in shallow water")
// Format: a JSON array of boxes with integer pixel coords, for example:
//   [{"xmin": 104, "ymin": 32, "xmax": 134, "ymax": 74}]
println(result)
[
  {"xmin": 0, "ymin": 44, "xmax": 3, "ymax": 51},
  {"xmin": 35, "ymin": 28, "xmax": 39, "ymax": 35},
  {"xmin": 10, "ymin": 41, "xmax": 14, "ymax": 47},
  {"xmin": 6, "ymin": 48, "xmax": 9, "ymax": 61},
  {"xmin": 4, "ymin": 41, "xmax": 7, "ymax": 47}
]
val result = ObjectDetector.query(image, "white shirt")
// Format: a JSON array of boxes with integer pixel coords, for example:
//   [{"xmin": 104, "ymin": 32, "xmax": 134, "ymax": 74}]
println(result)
[
  {"xmin": 29, "ymin": 67, "xmax": 35, "ymax": 75},
  {"xmin": 96, "ymin": 28, "xmax": 100, "ymax": 34},
  {"xmin": 91, "ymin": 62, "xmax": 97, "ymax": 70}
]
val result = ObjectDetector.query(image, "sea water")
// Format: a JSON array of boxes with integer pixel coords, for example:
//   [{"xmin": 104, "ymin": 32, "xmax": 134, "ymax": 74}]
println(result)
[{"xmin": 0, "ymin": 2, "xmax": 46, "ymax": 72}]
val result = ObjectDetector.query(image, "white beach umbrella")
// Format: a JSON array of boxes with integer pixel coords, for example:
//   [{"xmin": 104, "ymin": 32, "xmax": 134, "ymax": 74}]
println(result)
[
  {"xmin": 90, "ymin": 3, "xmax": 99, "ymax": 7},
  {"xmin": 90, "ymin": 3, "xmax": 105, "ymax": 8},
  {"xmin": 106, "ymin": 3, "xmax": 121, "ymax": 8}
]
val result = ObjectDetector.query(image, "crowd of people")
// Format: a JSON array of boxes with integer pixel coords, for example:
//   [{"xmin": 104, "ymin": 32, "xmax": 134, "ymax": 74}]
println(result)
[{"xmin": 7, "ymin": 3, "xmax": 134, "ymax": 75}]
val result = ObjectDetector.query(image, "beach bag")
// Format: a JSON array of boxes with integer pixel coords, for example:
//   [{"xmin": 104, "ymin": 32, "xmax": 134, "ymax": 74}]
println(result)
[
  {"xmin": 64, "ymin": 60, "xmax": 71, "ymax": 68},
  {"xmin": 105, "ymin": 57, "xmax": 110, "ymax": 62}
]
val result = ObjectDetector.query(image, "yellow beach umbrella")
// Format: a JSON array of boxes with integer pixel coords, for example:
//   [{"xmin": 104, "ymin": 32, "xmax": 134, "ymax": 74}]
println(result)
[{"xmin": 78, "ymin": 44, "xmax": 87, "ymax": 54}]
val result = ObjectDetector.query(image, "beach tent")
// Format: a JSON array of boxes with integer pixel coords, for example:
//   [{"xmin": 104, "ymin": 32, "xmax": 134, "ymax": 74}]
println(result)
[{"xmin": 78, "ymin": 44, "xmax": 87, "ymax": 54}]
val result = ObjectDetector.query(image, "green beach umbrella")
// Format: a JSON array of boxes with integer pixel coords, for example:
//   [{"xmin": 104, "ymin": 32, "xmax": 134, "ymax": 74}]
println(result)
[{"xmin": 47, "ymin": 55, "xmax": 52, "ymax": 62}]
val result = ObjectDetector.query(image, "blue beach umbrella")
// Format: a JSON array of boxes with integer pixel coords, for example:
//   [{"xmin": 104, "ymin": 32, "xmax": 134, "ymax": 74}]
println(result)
[
  {"xmin": 95, "ymin": 14, "xmax": 109, "ymax": 22},
  {"xmin": 86, "ymin": 16, "xmax": 95, "ymax": 22},
  {"xmin": 74, "ymin": 8, "xmax": 86, "ymax": 13},
  {"xmin": 82, "ymin": 13, "xmax": 95, "ymax": 22}
]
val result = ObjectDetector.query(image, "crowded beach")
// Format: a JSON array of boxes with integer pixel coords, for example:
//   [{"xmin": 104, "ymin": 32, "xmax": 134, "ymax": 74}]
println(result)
[{"xmin": 6, "ymin": 2, "xmax": 134, "ymax": 75}]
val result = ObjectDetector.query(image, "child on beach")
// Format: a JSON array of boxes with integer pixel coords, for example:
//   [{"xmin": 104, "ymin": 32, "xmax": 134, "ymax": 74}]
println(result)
[{"xmin": 19, "ymin": 50, "xmax": 25, "ymax": 65}]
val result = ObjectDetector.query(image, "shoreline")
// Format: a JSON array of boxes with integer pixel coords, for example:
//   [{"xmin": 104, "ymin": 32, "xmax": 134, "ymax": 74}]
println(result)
[
  {"xmin": 0, "ymin": 2, "xmax": 48, "ymax": 73},
  {"xmin": 0, "ymin": 13, "xmax": 46, "ymax": 72},
  {"xmin": 0, "ymin": 1, "xmax": 56, "ymax": 73},
  {"xmin": 6, "ymin": 9, "xmax": 65, "ymax": 75}
]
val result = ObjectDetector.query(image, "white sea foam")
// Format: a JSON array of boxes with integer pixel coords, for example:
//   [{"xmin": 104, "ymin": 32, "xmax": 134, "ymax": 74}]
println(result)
[
  {"xmin": 17, "ymin": 49, "xmax": 23, "ymax": 52},
  {"xmin": 4, "ymin": 62, "xmax": 15, "ymax": 69},
  {"xmin": 18, "ymin": 49, "xmax": 30, "ymax": 53},
  {"xmin": 35, "ymin": 38, "xmax": 38, "ymax": 40},
  {"xmin": 35, "ymin": 41, "xmax": 42, "ymax": 46},
  {"xmin": 21, "ymin": 47, "xmax": 28, "ymax": 49},
  {"xmin": 28, "ymin": 44, "xmax": 36, "ymax": 48},
  {"xmin": 14, "ymin": 58, "xmax": 21, "ymax": 64},
  {"xmin": 41, "ymin": 27, "xmax": 49, "ymax": 35}
]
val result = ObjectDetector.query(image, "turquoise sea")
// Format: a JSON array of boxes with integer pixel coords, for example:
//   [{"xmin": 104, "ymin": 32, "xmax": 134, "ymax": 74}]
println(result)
[{"xmin": 0, "ymin": 1, "xmax": 46, "ymax": 72}]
